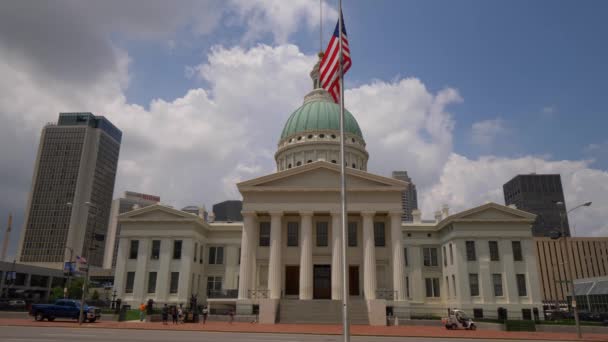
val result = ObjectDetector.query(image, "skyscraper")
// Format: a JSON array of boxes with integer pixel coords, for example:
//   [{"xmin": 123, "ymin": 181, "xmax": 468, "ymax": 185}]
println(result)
[
  {"xmin": 503, "ymin": 174, "xmax": 569, "ymax": 237},
  {"xmin": 103, "ymin": 191, "xmax": 160, "ymax": 269},
  {"xmin": 17, "ymin": 113, "xmax": 122, "ymax": 269},
  {"xmin": 391, "ymin": 171, "xmax": 418, "ymax": 222},
  {"xmin": 212, "ymin": 200, "xmax": 243, "ymax": 222}
]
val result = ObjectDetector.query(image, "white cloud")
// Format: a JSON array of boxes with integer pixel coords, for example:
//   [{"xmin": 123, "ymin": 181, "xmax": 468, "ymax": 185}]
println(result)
[
  {"xmin": 471, "ymin": 118, "xmax": 506, "ymax": 147},
  {"xmin": 420, "ymin": 154, "xmax": 608, "ymax": 237}
]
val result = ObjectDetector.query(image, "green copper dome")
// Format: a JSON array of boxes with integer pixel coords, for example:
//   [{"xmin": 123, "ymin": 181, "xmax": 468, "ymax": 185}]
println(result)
[{"xmin": 280, "ymin": 92, "xmax": 364, "ymax": 140}]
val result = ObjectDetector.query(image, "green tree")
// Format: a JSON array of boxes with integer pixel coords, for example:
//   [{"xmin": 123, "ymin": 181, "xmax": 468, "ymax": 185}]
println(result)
[
  {"xmin": 49, "ymin": 287, "xmax": 64, "ymax": 302},
  {"xmin": 67, "ymin": 277, "xmax": 84, "ymax": 299}
]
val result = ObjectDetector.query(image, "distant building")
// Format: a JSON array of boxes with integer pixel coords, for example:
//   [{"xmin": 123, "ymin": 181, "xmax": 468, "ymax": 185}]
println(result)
[
  {"xmin": 212, "ymin": 200, "xmax": 243, "ymax": 222},
  {"xmin": 17, "ymin": 113, "xmax": 122, "ymax": 269},
  {"xmin": 503, "ymin": 174, "xmax": 569, "ymax": 237},
  {"xmin": 102, "ymin": 191, "xmax": 160, "ymax": 269},
  {"xmin": 391, "ymin": 171, "xmax": 418, "ymax": 222},
  {"xmin": 0, "ymin": 261, "xmax": 67, "ymax": 301}
]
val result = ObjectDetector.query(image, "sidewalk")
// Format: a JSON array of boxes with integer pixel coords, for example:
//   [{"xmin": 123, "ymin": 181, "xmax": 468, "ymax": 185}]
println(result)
[{"xmin": 0, "ymin": 318, "xmax": 607, "ymax": 341}]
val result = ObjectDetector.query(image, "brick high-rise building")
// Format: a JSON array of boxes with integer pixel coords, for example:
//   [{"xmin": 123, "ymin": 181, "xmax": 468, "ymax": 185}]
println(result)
[
  {"xmin": 391, "ymin": 171, "xmax": 418, "ymax": 222},
  {"xmin": 503, "ymin": 174, "xmax": 569, "ymax": 237},
  {"xmin": 17, "ymin": 113, "xmax": 122, "ymax": 269}
]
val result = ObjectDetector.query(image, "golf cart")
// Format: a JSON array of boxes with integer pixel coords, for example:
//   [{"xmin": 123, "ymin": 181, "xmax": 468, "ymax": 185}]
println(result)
[{"xmin": 442, "ymin": 309, "xmax": 477, "ymax": 330}]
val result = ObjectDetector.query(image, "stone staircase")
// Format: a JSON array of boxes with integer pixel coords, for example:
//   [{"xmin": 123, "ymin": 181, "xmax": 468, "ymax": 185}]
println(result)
[{"xmin": 278, "ymin": 299, "xmax": 369, "ymax": 324}]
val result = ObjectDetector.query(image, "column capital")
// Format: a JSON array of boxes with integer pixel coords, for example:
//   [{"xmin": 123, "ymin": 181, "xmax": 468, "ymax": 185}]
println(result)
[
  {"xmin": 299, "ymin": 210, "xmax": 314, "ymax": 217},
  {"xmin": 241, "ymin": 210, "xmax": 257, "ymax": 218},
  {"xmin": 361, "ymin": 210, "xmax": 376, "ymax": 218},
  {"xmin": 268, "ymin": 210, "xmax": 283, "ymax": 217}
]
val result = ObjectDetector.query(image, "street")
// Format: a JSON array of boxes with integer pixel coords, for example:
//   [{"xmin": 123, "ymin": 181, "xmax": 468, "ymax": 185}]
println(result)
[{"xmin": 0, "ymin": 326, "xmax": 580, "ymax": 342}]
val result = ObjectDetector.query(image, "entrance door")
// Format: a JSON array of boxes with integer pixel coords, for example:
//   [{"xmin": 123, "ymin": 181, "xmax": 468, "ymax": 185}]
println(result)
[
  {"xmin": 285, "ymin": 266, "xmax": 300, "ymax": 296},
  {"xmin": 349, "ymin": 266, "xmax": 360, "ymax": 296},
  {"xmin": 313, "ymin": 265, "xmax": 331, "ymax": 299}
]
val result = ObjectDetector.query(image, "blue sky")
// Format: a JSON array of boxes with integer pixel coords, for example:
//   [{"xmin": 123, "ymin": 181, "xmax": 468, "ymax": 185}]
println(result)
[{"xmin": 123, "ymin": 0, "xmax": 608, "ymax": 168}]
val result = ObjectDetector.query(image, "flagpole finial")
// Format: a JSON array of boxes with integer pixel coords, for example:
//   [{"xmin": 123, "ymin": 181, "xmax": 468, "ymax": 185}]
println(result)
[{"xmin": 318, "ymin": 51, "xmax": 324, "ymax": 58}]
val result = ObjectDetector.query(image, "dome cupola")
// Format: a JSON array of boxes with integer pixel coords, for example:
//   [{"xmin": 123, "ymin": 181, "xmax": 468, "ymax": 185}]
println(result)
[{"xmin": 275, "ymin": 59, "xmax": 368, "ymax": 171}]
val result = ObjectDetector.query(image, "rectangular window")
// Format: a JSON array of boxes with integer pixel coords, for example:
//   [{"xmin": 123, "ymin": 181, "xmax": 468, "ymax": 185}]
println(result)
[
  {"xmin": 170, "ymin": 272, "xmax": 179, "ymax": 294},
  {"xmin": 151, "ymin": 240, "xmax": 160, "ymax": 260},
  {"xmin": 516, "ymin": 274, "xmax": 527, "ymax": 296},
  {"xmin": 125, "ymin": 272, "xmax": 135, "ymax": 293},
  {"xmin": 194, "ymin": 243, "xmax": 198, "ymax": 261},
  {"xmin": 425, "ymin": 277, "xmax": 440, "ymax": 297},
  {"xmin": 316, "ymin": 221, "xmax": 329, "ymax": 247},
  {"xmin": 489, "ymin": 241, "xmax": 500, "ymax": 261},
  {"xmin": 373, "ymin": 222, "xmax": 385, "ymax": 247},
  {"xmin": 466, "ymin": 241, "xmax": 476, "ymax": 261},
  {"xmin": 443, "ymin": 246, "xmax": 447, "ymax": 266},
  {"xmin": 207, "ymin": 276, "xmax": 223, "ymax": 294},
  {"xmin": 287, "ymin": 222, "xmax": 299, "ymax": 247},
  {"xmin": 199, "ymin": 245, "xmax": 204, "ymax": 264},
  {"xmin": 423, "ymin": 247, "xmax": 438, "ymax": 267},
  {"xmin": 469, "ymin": 273, "xmax": 479, "ymax": 296},
  {"xmin": 473, "ymin": 308, "xmax": 484, "ymax": 319},
  {"xmin": 522, "ymin": 308, "xmax": 532, "ymax": 320},
  {"xmin": 404, "ymin": 247, "xmax": 408, "ymax": 266},
  {"xmin": 147, "ymin": 272, "xmax": 157, "ymax": 293},
  {"xmin": 406, "ymin": 276, "xmax": 410, "ymax": 298},
  {"xmin": 446, "ymin": 276, "xmax": 450, "ymax": 296},
  {"xmin": 129, "ymin": 240, "xmax": 139, "ymax": 259},
  {"xmin": 449, "ymin": 243, "xmax": 454, "ymax": 265},
  {"xmin": 259, "ymin": 222, "xmax": 270, "ymax": 246},
  {"xmin": 348, "ymin": 222, "xmax": 357, "ymax": 247},
  {"xmin": 173, "ymin": 240, "xmax": 182, "ymax": 259},
  {"xmin": 208, "ymin": 246, "xmax": 224, "ymax": 264},
  {"xmin": 452, "ymin": 275, "xmax": 457, "ymax": 297},
  {"xmin": 492, "ymin": 273, "xmax": 503, "ymax": 297},
  {"xmin": 512, "ymin": 241, "xmax": 523, "ymax": 261}
]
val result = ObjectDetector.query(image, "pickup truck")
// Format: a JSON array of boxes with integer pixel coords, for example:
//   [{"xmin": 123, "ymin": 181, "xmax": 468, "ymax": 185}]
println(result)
[{"xmin": 30, "ymin": 299, "xmax": 101, "ymax": 322}]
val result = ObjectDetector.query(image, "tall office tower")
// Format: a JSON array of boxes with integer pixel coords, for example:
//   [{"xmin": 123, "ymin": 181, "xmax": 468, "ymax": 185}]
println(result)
[
  {"xmin": 212, "ymin": 200, "xmax": 243, "ymax": 222},
  {"xmin": 391, "ymin": 171, "xmax": 418, "ymax": 222},
  {"xmin": 17, "ymin": 113, "xmax": 122, "ymax": 269},
  {"xmin": 103, "ymin": 191, "xmax": 160, "ymax": 269},
  {"xmin": 503, "ymin": 174, "xmax": 569, "ymax": 237}
]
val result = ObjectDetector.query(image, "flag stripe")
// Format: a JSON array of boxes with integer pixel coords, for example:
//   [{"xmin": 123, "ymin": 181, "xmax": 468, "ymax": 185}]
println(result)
[{"xmin": 319, "ymin": 12, "xmax": 351, "ymax": 103}]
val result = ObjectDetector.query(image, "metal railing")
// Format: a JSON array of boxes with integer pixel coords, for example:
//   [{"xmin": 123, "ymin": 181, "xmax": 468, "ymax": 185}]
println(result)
[
  {"xmin": 207, "ymin": 289, "xmax": 238, "ymax": 299},
  {"xmin": 376, "ymin": 289, "xmax": 397, "ymax": 300},
  {"xmin": 248, "ymin": 289, "xmax": 269, "ymax": 299}
]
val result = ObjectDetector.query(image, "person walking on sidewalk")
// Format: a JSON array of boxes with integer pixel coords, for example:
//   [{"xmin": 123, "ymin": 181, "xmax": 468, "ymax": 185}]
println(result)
[
  {"xmin": 139, "ymin": 302, "xmax": 146, "ymax": 322},
  {"xmin": 161, "ymin": 304, "xmax": 168, "ymax": 325},
  {"xmin": 229, "ymin": 309, "xmax": 234, "ymax": 324},
  {"xmin": 171, "ymin": 306, "xmax": 178, "ymax": 324},
  {"xmin": 202, "ymin": 305, "xmax": 208, "ymax": 324}
]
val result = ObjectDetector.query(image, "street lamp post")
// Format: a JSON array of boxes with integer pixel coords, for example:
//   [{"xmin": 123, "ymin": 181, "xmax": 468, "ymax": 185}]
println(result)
[
  {"xmin": 556, "ymin": 201, "xmax": 592, "ymax": 340},
  {"xmin": 63, "ymin": 246, "xmax": 74, "ymax": 299}
]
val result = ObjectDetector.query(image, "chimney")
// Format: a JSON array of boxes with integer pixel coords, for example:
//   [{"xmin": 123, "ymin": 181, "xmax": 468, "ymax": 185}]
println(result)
[
  {"xmin": 434, "ymin": 210, "xmax": 442, "ymax": 223},
  {"xmin": 1, "ymin": 213, "xmax": 12, "ymax": 262},
  {"xmin": 412, "ymin": 209, "xmax": 422, "ymax": 224},
  {"xmin": 441, "ymin": 205, "xmax": 450, "ymax": 219}
]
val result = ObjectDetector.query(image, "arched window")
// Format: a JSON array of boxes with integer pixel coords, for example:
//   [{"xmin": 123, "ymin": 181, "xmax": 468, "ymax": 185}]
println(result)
[
  {"xmin": 351, "ymin": 138, "xmax": 355, "ymax": 143},
  {"xmin": 288, "ymin": 163, "xmax": 292, "ymax": 169},
  {"xmin": 308, "ymin": 134, "xmax": 313, "ymax": 139},
  {"xmin": 296, "ymin": 161, "xmax": 302, "ymax": 166},
  {"xmin": 331, "ymin": 134, "xmax": 336, "ymax": 139},
  {"xmin": 331, "ymin": 160, "xmax": 337, "ymax": 164},
  {"xmin": 307, "ymin": 160, "xmax": 313, "ymax": 163},
  {"xmin": 319, "ymin": 134, "xmax": 325, "ymax": 138},
  {"xmin": 352, "ymin": 163, "xmax": 356, "ymax": 168}
]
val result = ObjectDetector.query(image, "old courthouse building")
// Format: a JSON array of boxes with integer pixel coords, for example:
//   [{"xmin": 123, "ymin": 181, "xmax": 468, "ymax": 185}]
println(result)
[{"xmin": 113, "ymin": 63, "xmax": 544, "ymax": 324}]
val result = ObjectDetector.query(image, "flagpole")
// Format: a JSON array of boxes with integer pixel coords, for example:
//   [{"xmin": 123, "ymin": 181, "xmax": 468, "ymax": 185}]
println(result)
[{"xmin": 338, "ymin": 1, "xmax": 350, "ymax": 341}]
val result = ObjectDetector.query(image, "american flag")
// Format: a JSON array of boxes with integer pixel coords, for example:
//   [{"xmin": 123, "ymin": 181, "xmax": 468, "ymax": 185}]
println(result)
[
  {"xmin": 76, "ymin": 255, "xmax": 87, "ymax": 264},
  {"xmin": 319, "ymin": 11, "xmax": 351, "ymax": 103}
]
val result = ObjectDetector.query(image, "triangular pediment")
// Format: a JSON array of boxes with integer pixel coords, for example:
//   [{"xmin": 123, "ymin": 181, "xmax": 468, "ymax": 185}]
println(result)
[
  {"xmin": 119, "ymin": 204, "xmax": 199, "ymax": 220},
  {"xmin": 438, "ymin": 202, "xmax": 536, "ymax": 227},
  {"xmin": 238, "ymin": 161, "xmax": 407, "ymax": 192}
]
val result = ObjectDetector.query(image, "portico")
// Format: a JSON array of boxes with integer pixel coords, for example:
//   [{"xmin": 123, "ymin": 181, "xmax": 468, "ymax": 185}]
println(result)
[{"xmin": 236, "ymin": 162, "xmax": 408, "ymax": 307}]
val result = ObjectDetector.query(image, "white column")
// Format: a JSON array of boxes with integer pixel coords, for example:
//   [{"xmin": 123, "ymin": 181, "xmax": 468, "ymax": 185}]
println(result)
[
  {"xmin": 409, "ymin": 246, "xmax": 424, "ymax": 302},
  {"xmin": 156, "ymin": 239, "xmax": 171, "ymax": 302},
  {"xmin": 362, "ymin": 211, "xmax": 377, "ymax": 300},
  {"xmin": 238, "ymin": 212, "xmax": 256, "ymax": 299},
  {"xmin": 113, "ymin": 237, "xmax": 129, "ymax": 300},
  {"xmin": 331, "ymin": 211, "xmax": 343, "ymax": 300},
  {"xmin": 267, "ymin": 211, "xmax": 283, "ymax": 299},
  {"xmin": 133, "ymin": 238, "xmax": 150, "ymax": 302},
  {"xmin": 299, "ymin": 211, "xmax": 313, "ymax": 300},
  {"xmin": 390, "ymin": 211, "xmax": 406, "ymax": 301},
  {"xmin": 178, "ymin": 239, "xmax": 193, "ymax": 303}
]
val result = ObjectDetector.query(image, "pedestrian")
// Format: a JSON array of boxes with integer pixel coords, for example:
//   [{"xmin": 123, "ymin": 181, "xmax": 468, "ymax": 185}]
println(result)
[
  {"xmin": 229, "ymin": 309, "xmax": 234, "ymax": 324},
  {"xmin": 202, "ymin": 305, "xmax": 208, "ymax": 324},
  {"xmin": 178, "ymin": 305, "xmax": 184, "ymax": 324},
  {"xmin": 139, "ymin": 302, "xmax": 146, "ymax": 322},
  {"xmin": 171, "ymin": 306, "xmax": 178, "ymax": 324},
  {"xmin": 161, "ymin": 304, "xmax": 169, "ymax": 325}
]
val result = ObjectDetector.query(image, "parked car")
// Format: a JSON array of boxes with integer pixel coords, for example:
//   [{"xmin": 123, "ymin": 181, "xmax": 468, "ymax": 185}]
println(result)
[
  {"xmin": 545, "ymin": 310, "xmax": 573, "ymax": 321},
  {"xmin": 29, "ymin": 299, "xmax": 101, "ymax": 322},
  {"xmin": 8, "ymin": 299, "xmax": 26, "ymax": 310},
  {"xmin": 442, "ymin": 309, "xmax": 477, "ymax": 330}
]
